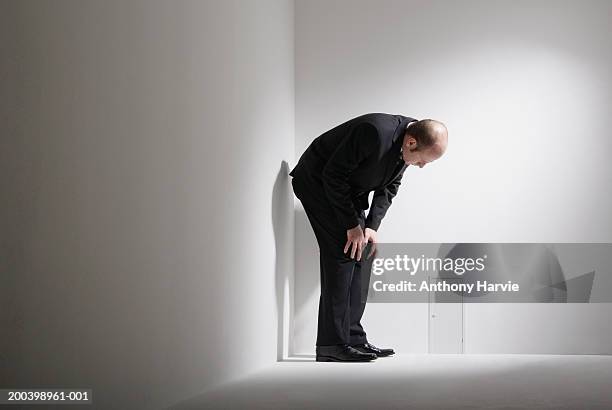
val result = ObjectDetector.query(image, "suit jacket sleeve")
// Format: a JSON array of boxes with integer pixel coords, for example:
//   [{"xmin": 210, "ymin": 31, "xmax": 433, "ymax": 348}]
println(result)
[
  {"xmin": 321, "ymin": 123, "xmax": 380, "ymax": 230},
  {"xmin": 365, "ymin": 166, "xmax": 406, "ymax": 231}
]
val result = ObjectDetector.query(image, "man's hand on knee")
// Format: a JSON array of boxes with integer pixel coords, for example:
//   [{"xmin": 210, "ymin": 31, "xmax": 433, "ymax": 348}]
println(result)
[{"xmin": 344, "ymin": 225, "xmax": 367, "ymax": 261}]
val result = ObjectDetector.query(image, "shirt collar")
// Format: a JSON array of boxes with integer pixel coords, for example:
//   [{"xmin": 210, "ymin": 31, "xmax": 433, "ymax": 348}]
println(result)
[{"xmin": 395, "ymin": 118, "xmax": 418, "ymax": 161}]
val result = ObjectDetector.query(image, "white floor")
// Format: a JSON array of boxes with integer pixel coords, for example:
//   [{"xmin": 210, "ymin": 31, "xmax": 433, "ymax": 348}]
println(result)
[{"xmin": 171, "ymin": 354, "xmax": 612, "ymax": 409}]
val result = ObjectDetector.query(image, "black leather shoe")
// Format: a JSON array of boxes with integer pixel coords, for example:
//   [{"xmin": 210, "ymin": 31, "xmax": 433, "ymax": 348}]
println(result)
[
  {"xmin": 351, "ymin": 342, "xmax": 395, "ymax": 357},
  {"xmin": 316, "ymin": 344, "xmax": 377, "ymax": 362}
]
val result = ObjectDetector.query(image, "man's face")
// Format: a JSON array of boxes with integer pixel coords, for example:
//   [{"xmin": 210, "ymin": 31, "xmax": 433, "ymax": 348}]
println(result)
[{"xmin": 402, "ymin": 138, "xmax": 444, "ymax": 168}]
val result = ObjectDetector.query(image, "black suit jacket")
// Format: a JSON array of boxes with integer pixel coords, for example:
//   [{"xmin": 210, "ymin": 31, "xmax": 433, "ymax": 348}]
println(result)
[{"xmin": 290, "ymin": 113, "xmax": 417, "ymax": 231}]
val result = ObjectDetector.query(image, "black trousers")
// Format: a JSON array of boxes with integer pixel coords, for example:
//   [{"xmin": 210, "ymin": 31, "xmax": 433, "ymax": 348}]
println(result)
[{"xmin": 292, "ymin": 177, "xmax": 371, "ymax": 346}]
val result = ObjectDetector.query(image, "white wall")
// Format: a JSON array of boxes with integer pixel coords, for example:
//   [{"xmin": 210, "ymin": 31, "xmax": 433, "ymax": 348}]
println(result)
[
  {"xmin": 0, "ymin": 0, "xmax": 294, "ymax": 408},
  {"xmin": 294, "ymin": 0, "xmax": 612, "ymax": 354}
]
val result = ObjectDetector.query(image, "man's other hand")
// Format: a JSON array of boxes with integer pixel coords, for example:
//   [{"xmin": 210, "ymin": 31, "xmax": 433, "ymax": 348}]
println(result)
[
  {"xmin": 344, "ymin": 225, "xmax": 366, "ymax": 261},
  {"xmin": 364, "ymin": 228, "xmax": 378, "ymax": 259}
]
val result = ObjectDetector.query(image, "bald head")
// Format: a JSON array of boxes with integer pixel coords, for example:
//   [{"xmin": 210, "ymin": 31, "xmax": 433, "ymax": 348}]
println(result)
[
  {"xmin": 407, "ymin": 119, "xmax": 448, "ymax": 154},
  {"xmin": 402, "ymin": 118, "xmax": 448, "ymax": 168}
]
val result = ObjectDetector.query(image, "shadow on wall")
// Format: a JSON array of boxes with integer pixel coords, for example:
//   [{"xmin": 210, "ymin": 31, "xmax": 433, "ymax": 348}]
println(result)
[
  {"xmin": 272, "ymin": 161, "xmax": 295, "ymax": 360},
  {"xmin": 436, "ymin": 243, "xmax": 568, "ymax": 302}
]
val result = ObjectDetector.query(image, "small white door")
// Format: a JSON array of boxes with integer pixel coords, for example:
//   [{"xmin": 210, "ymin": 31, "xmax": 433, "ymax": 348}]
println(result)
[{"xmin": 428, "ymin": 277, "xmax": 464, "ymax": 353}]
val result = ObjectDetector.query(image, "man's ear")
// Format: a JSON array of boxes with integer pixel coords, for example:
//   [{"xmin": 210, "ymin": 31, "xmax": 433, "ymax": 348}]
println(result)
[{"xmin": 406, "ymin": 136, "xmax": 418, "ymax": 150}]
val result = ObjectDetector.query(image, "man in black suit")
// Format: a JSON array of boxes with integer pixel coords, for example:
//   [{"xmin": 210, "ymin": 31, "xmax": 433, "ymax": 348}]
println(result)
[{"xmin": 290, "ymin": 113, "xmax": 448, "ymax": 362}]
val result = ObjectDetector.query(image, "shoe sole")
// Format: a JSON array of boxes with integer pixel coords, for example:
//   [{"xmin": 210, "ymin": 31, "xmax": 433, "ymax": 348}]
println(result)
[
  {"xmin": 376, "ymin": 353, "xmax": 395, "ymax": 357},
  {"xmin": 352, "ymin": 349, "xmax": 395, "ymax": 357},
  {"xmin": 316, "ymin": 355, "xmax": 376, "ymax": 362}
]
